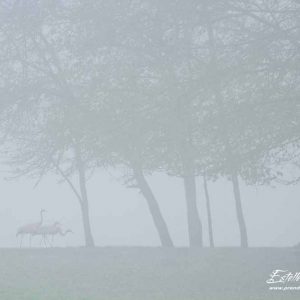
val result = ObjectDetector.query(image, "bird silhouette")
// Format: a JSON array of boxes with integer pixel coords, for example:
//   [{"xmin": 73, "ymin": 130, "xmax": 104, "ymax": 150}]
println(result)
[{"xmin": 16, "ymin": 209, "xmax": 46, "ymax": 248}]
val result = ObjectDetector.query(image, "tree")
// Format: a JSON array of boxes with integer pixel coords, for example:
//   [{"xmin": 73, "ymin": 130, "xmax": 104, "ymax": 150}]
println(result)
[
  {"xmin": 199, "ymin": 0, "xmax": 300, "ymax": 247},
  {"xmin": 0, "ymin": 1, "xmax": 97, "ymax": 247}
]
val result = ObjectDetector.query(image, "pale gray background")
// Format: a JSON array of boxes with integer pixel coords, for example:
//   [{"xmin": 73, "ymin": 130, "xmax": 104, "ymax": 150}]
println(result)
[{"xmin": 1, "ymin": 172, "xmax": 299, "ymax": 248}]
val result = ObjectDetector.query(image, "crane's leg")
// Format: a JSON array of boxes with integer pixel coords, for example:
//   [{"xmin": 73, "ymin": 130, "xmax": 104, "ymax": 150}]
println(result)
[
  {"xmin": 45, "ymin": 235, "xmax": 52, "ymax": 248},
  {"xmin": 43, "ymin": 235, "xmax": 48, "ymax": 248},
  {"xmin": 40, "ymin": 236, "xmax": 43, "ymax": 247},
  {"xmin": 29, "ymin": 235, "xmax": 32, "ymax": 248},
  {"xmin": 47, "ymin": 235, "xmax": 53, "ymax": 248},
  {"xmin": 49, "ymin": 237, "xmax": 53, "ymax": 248},
  {"xmin": 20, "ymin": 235, "xmax": 23, "ymax": 248}
]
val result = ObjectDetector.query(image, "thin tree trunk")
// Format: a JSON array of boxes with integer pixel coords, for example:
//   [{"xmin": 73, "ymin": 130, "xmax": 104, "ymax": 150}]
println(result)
[
  {"xmin": 231, "ymin": 172, "xmax": 248, "ymax": 248},
  {"xmin": 183, "ymin": 174, "xmax": 203, "ymax": 247},
  {"xmin": 134, "ymin": 168, "xmax": 174, "ymax": 248},
  {"xmin": 206, "ymin": 12, "xmax": 248, "ymax": 249},
  {"xmin": 79, "ymin": 199, "xmax": 95, "ymax": 248},
  {"xmin": 75, "ymin": 145, "xmax": 95, "ymax": 248},
  {"xmin": 203, "ymin": 174, "xmax": 214, "ymax": 248}
]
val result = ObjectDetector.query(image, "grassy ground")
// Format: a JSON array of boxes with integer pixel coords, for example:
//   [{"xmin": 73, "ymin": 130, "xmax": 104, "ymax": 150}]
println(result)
[{"xmin": 0, "ymin": 247, "xmax": 299, "ymax": 300}]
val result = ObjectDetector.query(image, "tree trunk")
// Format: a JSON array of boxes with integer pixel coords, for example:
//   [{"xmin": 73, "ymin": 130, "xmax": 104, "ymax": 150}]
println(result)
[
  {"xmin": 231, "ymin": 172, "xmax": 248, "ymax": 248},
  {"xmin": 79, "ymin": 199, "xmax": 95, "ymax": 248},
  {"xmin": 75, "ymin": 145, "xmax": 95, "ymax": 248},
  {"xmin": 203, "ymin": 174, "xmax": 214, "ymax": 248},
  {"xmin": 206, "ymin": 17, "xmax": 248, "ymax": 248},
  {"xmin": 183, "ymin": 175, "xmax": 203, "ymax": 247},
  {"xmin": 134, "ymin": 168, "xmax": 174, "ymax": 248}
]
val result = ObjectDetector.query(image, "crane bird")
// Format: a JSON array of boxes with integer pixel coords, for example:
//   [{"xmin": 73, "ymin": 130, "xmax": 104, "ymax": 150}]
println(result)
[
  {"xmin": 16, "ymin": 209, "xmax": 46, "ymax": 248},
  {"xmin": 34, "ymin": 222, "xmax": 73, "ymax": 247}
]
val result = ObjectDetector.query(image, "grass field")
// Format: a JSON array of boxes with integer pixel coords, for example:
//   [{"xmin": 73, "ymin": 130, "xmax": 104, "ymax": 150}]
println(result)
[{"xmin": 0, "ymin": 247, "xmax": 299, "ymax": 300}]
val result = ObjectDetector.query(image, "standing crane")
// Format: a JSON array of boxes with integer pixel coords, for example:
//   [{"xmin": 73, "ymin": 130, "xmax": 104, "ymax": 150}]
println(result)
[
  {"xmin": 16, "ymin": 209, "xmax": 46, "ymax": 248},
  {"xmin": 34, "ymin": 222, "xmax": 73, "ymax": 247}
]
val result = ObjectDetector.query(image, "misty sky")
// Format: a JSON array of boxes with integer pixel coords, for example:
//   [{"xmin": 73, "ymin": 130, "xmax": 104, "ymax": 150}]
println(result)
[
  {"xmin": 0, "ymin": 0, "xmax": 299, "ymax": 251},
  {"xmin": 1, "ymin": 172, "xmax": 299, "ymax": 248}
]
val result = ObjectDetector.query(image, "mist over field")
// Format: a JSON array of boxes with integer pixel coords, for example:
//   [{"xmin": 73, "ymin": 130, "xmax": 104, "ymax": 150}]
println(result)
[
  {"xmin": 0, "ymin": 0, "xmax": 300, "ymax": 299},
  {"xmin": 1, "ymin": 174, "xmax": 300, "ymax": 248}
]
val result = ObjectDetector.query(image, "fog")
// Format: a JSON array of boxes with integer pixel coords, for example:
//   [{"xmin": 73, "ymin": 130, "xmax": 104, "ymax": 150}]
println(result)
[
  {"xmin": 1, "ymin": 173, "xmax": 299, "ymax": 248},
  {"xmin": 0, "ymin": 1, "xmax": 300, "ymax": 299}
]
